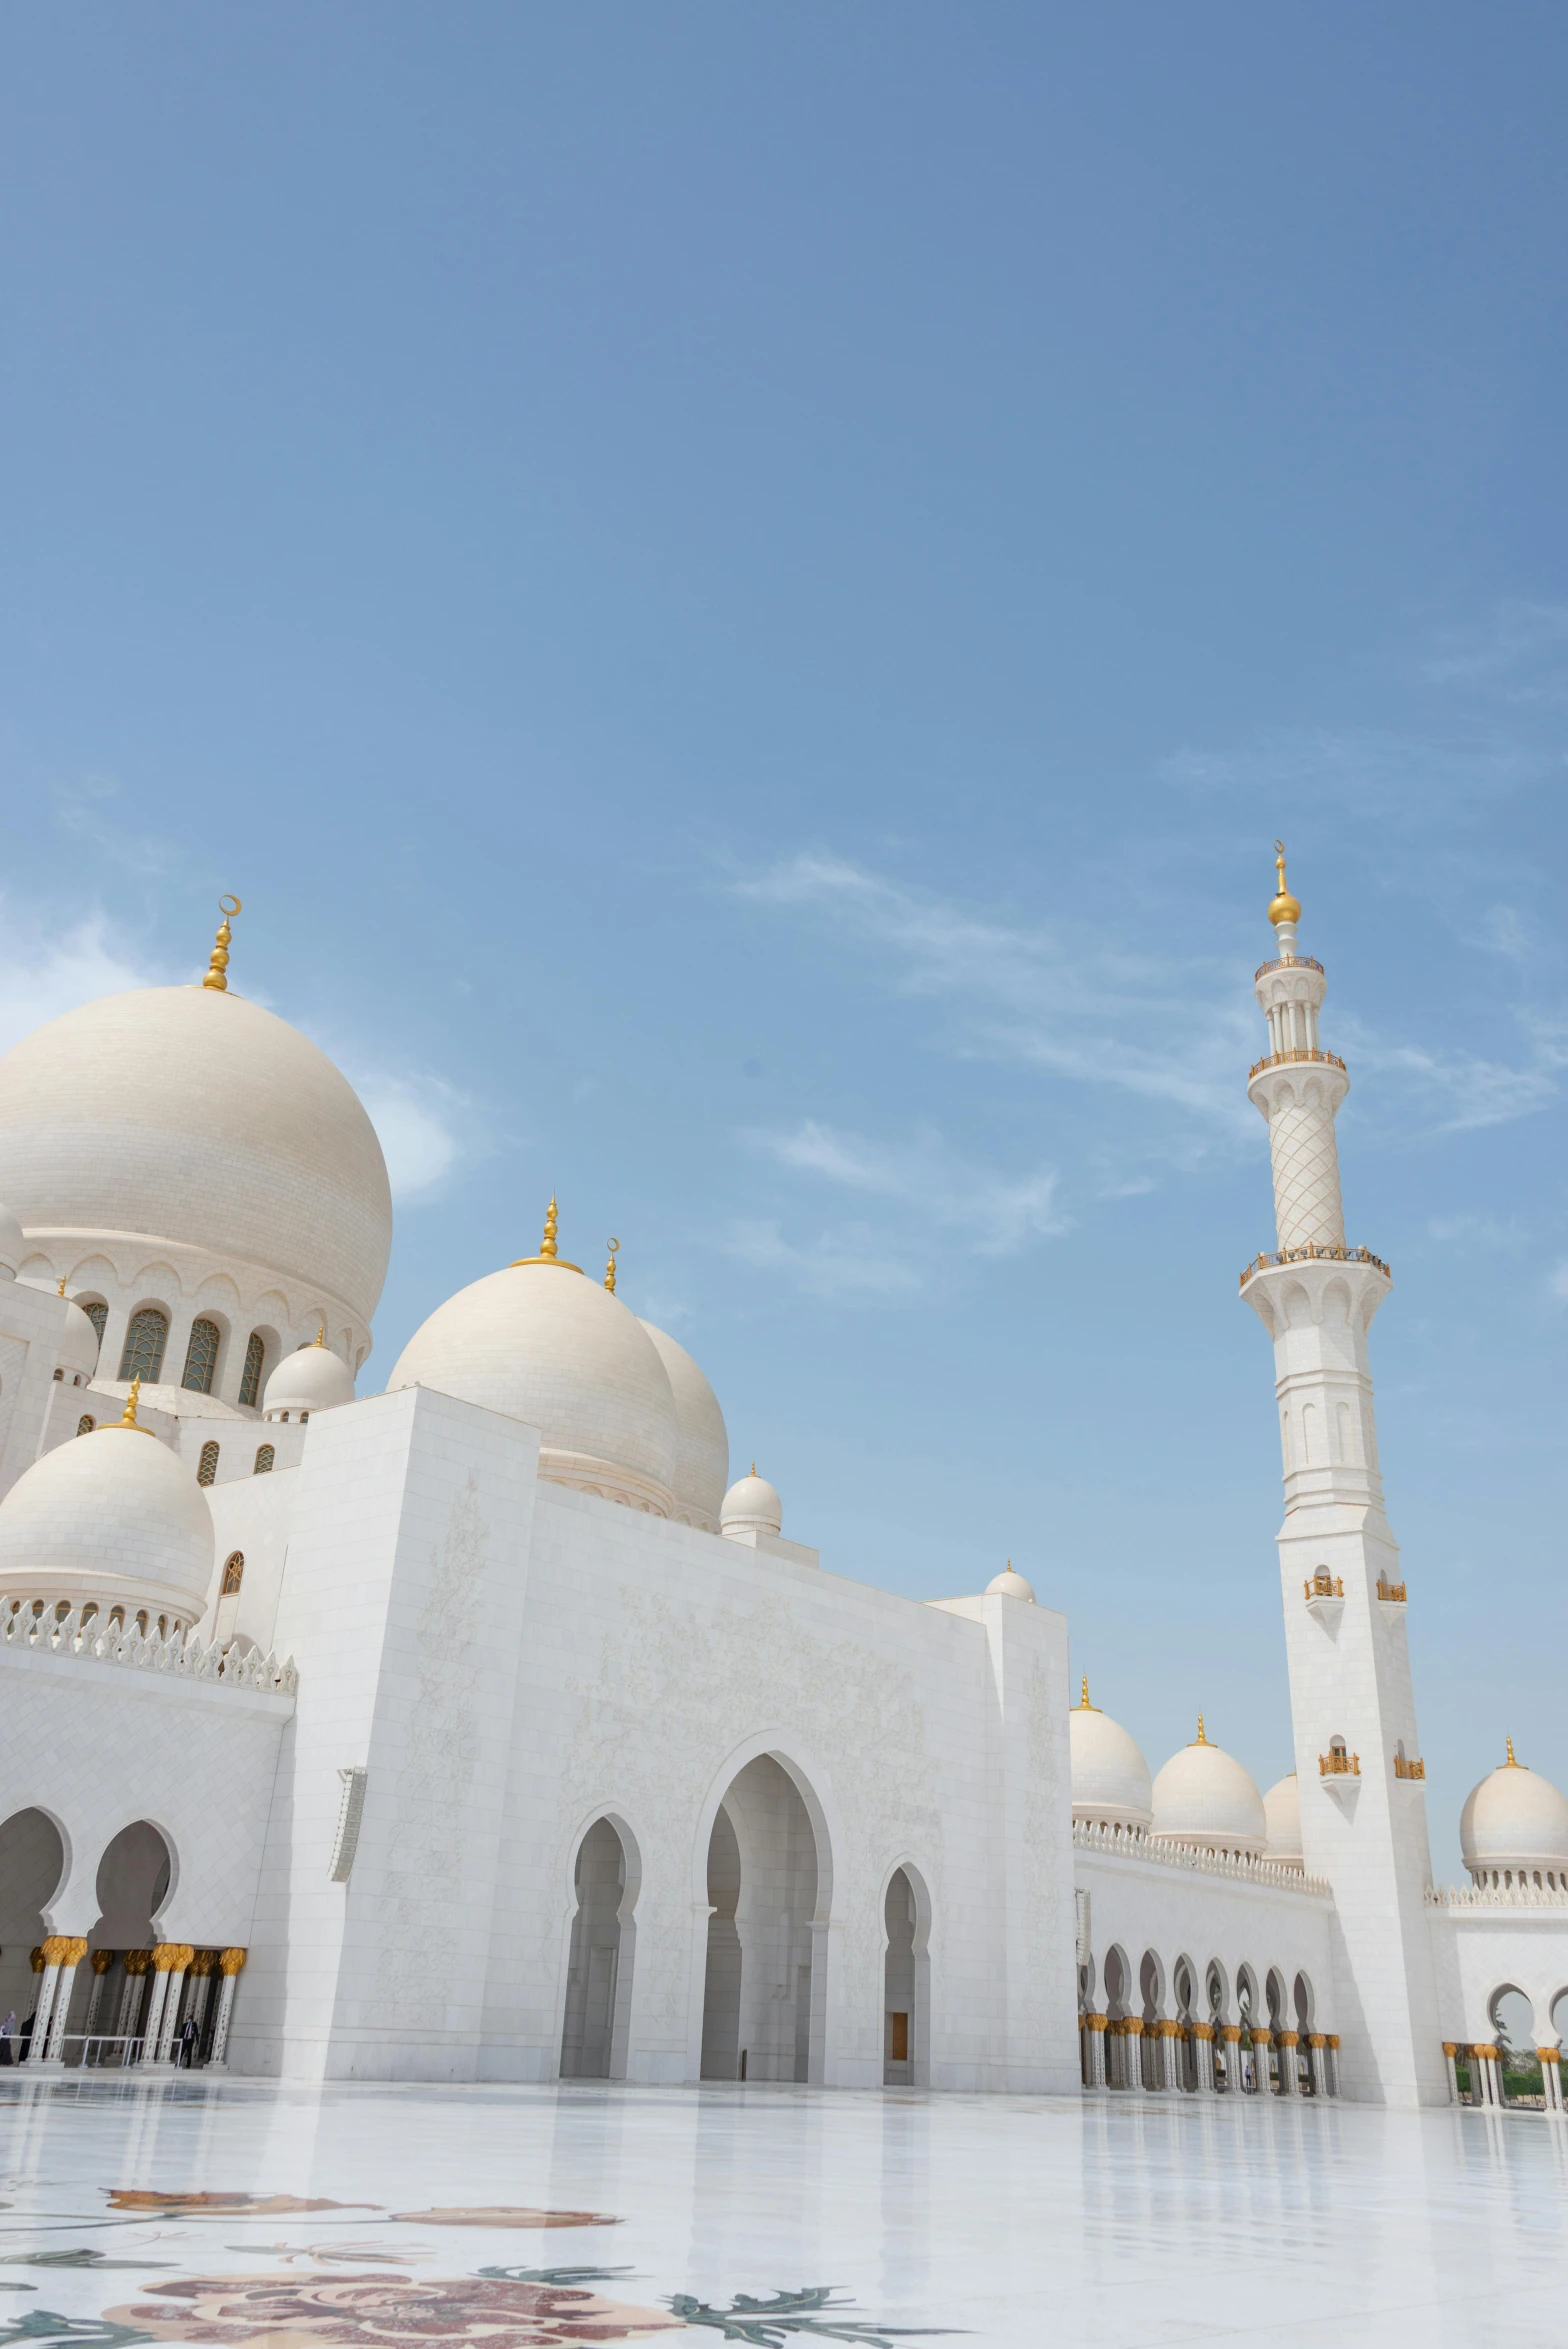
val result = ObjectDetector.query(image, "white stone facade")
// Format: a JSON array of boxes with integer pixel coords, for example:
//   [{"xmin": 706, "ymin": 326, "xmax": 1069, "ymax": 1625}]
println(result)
[{"xmin": 0, "ymin": 879, "xmax": 1561, "ymax": 2106}]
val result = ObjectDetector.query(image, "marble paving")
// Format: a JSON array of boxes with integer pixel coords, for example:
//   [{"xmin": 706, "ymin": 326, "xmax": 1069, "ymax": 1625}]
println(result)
[{"xmin": 0, "ymin": 2079, "xmax": 1564, "ymax": 2347}]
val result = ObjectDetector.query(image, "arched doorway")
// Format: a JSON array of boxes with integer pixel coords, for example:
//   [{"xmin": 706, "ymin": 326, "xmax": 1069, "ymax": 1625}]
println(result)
[
  {"xmin": 698, "ymin": 1755, "xmax": 825, "ymax": 2085},
  {"xmin": 1490, "ymin": 1985, "xmax": 1540, "ymax": 2106},
  {"xmin": 0, "ymin": 1810, "xmax": 65, "ymax": 2049},
  {"xmin": 882, "ymin": 1867, "xmax": 930, "ymax": 2087},
  {"xmin": 560, "ymin": 1818, "xmax": 633, "ymax": 2079},
  {"xmin": 85, "ymin": 1822, "xmax": 174, "ymax": 2057}
]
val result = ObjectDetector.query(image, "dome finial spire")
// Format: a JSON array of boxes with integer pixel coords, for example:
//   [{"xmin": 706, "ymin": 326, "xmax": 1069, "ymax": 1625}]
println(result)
[
  {"xmin": 202, "ymin": 895, "xmax": 242, "ymax": 992},
  {"xmin": 1076, "ymin": 1674, "xmax": 1098, "ymax": 1712},
  {"xmin": 116, "ymin": 1375, "xmax": 146, "ymax": 1432},
  {"xmin": 540, "ymin": 1196, "xmax": 559, "ymax": 1261},
  {"xmin": 1506, "ymin": 1734, "xmax": 1519, "ymax": 1767},
  {"xmin": 604, "ymin": 1237, "xmax": 619, "ymax": 1293},
  {"xmin": 1267, "ymin": 840, "xmax": 1301, "ymax": 929},
  {"xmin": 1195, "ymin": 1711, "xmax": 1209, "ymax": 1745}
]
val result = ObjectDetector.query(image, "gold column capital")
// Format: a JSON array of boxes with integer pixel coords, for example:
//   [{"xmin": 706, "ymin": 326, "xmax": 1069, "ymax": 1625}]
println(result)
[
  {"xmin": 1310, "ymin": 2033, "xmax": 1328, "ymax": 2049},
  {"xmin": 1192, "ymin": 2022, "xmax": 1214, "ymax": 2041},
  {"xmin": 1277, "ymin": 2030, "xmax": 1299, "ymax": 2047},
  {"xmin": 91, "ymin": 1948, "xmax": 117, "ymax": 1975},
  {"xmin": 1221, "ymin": 2024, "xmax": 1242, "ymax": 2041},
  {"xmin": 1326, "ymin": 2034, "xmax": 1340, "ymax": 2049},
  {"xmin": 1085, "ymin": 2012, "xmax": 1107, "ymax": 2031},
  {"xmin": 1250, "ymin": 2028, "xmax": 1272, "ymax": 2046},
  {"xmin": 219, "ymin": 1947, "xmax": 248, "ymax": 1976},
  {"xmin": 40, "ymin": 1935, "xmax": 87, "ymax": 1966},
  {"xmin": 152, "ymin": 1942, "xmax": 195, "ymax": 1972},
  {"xmin": 189, "ymin": 1950, "xmax": 219, "ymax": 1977},
  {"xmin": 122, "ymin": 1949, "xmax": 153, "ymax": 1976}
]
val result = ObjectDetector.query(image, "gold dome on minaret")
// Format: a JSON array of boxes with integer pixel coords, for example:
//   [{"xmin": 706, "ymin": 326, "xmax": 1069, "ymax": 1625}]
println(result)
[{"xmin": 1267, "ymin": 839, "xmax": 1301, "ymax": 927}]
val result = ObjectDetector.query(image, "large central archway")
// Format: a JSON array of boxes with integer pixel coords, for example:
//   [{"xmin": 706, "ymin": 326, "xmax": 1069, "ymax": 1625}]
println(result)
[{"xmin": 699, "ymin": 1754, "xmax": 827, "ymax": 2084}]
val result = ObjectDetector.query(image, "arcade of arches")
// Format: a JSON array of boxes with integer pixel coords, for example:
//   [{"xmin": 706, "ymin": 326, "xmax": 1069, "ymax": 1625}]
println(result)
[{"xmin": 0, "ymin": 1807, "xmax": 246, "ymax": 2071}]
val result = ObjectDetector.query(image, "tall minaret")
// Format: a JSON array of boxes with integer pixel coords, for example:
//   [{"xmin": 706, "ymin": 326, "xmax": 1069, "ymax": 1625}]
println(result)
[{"xmin": 1242, "ymin": 846, "xmax": 1446, "ymax": 2107}]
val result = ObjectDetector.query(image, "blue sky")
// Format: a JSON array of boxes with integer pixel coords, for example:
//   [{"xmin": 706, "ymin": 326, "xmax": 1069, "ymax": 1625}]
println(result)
[{"xmin": 2, "ymin": 4, "xmax": 1565, "ymax": 1874}]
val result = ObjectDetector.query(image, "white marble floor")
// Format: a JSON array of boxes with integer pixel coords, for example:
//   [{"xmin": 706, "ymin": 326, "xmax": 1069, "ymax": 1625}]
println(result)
[{"xmin": 0, "ymin": 2080, "xmax": 1564, "ymax": 2348}]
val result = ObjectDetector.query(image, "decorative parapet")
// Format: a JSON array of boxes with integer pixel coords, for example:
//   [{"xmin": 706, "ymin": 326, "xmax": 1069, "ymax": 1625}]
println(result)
[
  {"xmin": 1072, "ymin": 1819, "xmax": 1331, "ymax": 1899},
  {"xmin": 1, "ymin": 1599, "xmax": 296, "ymax": 1696},
  {"xmin": 1427, "ymin": 1883, "xmax": 1568, "ymax": 1912},
  {"xmin": 1377, "ymin": 1577, "xmax": 1407, "ymax": 1603},
  {"xmin": 1240, "ymin": 1243, "xmax": 1391, "ymax": 1291},
  {"xmin": 1248, "ymin": 1046, "xmax": 1347, "ymax": 1080},
  {"xmin": 1393, "ymin": 1754, "xmax": 1426, "ymax": 1780},
  {"xmin": 1254, "ymin": 954, "xmax": 1325, "ymax": 981},
  {"xmin": 1320, "ymin": 1749, "xmax": 1360, "ymax": 1776}
]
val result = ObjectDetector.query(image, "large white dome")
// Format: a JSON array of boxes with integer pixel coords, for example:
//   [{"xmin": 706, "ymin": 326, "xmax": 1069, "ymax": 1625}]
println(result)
[
  {"xmin": 0, "ymin": 1418, "xmax": 213, "ymax": 1628},
  {"xmin": 0, "ymin": 986, "xmax": 392, "ymax": 1325},
  {"xmin": 1263, "ymin": 1773, "xmax": 1303, "ymax": 1869},
  {"xmin": 1150, "ymin": 1724, "xmax": 1266, "ymax": 1857},
  {"xmin": 1461, "ymin": 1747, "xmax": 1568, "ymax": 1885},
  {"xmin": 1070, "ymin": 1686, "xmax": 1153, "ymax": 1832},
  {"xmin": 639, "ymin": 1320, "xmax": 728, "ymax": 1531},
  {"xmin": 389, "ymin": 1259, "xmax": 679, "ymax": 1514}
]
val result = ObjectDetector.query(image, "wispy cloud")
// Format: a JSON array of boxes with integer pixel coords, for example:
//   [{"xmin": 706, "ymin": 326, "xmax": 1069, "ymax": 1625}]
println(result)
[
  {"xmin": 1420, "ymin": 601, "xmax": 1568, "ymax": 704},
  {"xmin": 1159, "ymin": 725, "xmax": 1557, "ymax": 818},
  {"xmin": 745, "ymin": 1117, "xmax": 1067, "ymax": 1259},
  {"xmin": 721, "ymin": 1217, "xmax": 922, "ymax": 1301},
  {"xmin": 735, "ymin": 854, "xmax": 1257, "ymax": 1132}
]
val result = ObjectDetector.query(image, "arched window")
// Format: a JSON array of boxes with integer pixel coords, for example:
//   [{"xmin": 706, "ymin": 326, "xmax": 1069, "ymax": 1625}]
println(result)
[
  {"xmin": 197, "ymin": 1440, "xmax": 220, "ymax": 1487},
  {"xmin": 80, "ymin": 1301, "xmax": 108, "ymax": 1360},
  {"xmin": 76, "ymin": 1414, "xmax": 95, "ymax": 1437},
  {"xmin": 182, "ymin": 1318, "xmax": 220, "ymax": 1395},
  {"xmin": 253, "ymin": 1445, "xmax": 275, "ymax": 1476},
  {"xmin": 238, "ymin": 1331, "xmax": 266, "ymax": 1409},
  {"xmin": 119, "ymin": 1306, "xmax": 169, "ymax": 1385},
  {"xmin": 221, "ymin": 1551, "xmax": 244, "ymax": 1595}
]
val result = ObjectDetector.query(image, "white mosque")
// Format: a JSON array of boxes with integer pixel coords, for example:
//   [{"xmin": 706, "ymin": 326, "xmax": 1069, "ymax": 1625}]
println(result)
[{"xmin": 0, "ymin": 870, "xmax": 1564, "ymax": 2109}]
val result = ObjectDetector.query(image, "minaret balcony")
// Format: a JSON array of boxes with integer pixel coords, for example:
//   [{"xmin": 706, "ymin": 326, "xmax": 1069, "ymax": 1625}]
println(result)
[
  {"xmin": 1303, "ymin": 1572, "xmax": 1345, "ymax": 1630},
  {"xmin": 1376, "ymin": 1577, "xmax": 1407, "ymax": 1605},
  {"xmin": 1319, "ymin": 1748, "xmax": 1360, "ymax": 1777},
  {"xmin": 1254, "ymin": 954, "xmax": 1325, "ymax": 981},
  {"xmin": 1239, "ymin": 1243, "xmax": 1391, "ymax": 1292},
  {"xmin": 1247, "ymin": 1046, "xmax": 1347, "ymax": 1080},
  {"xmin": 1393, "ymin": 1754, "xmax": 1426, "ymax": 1780}
]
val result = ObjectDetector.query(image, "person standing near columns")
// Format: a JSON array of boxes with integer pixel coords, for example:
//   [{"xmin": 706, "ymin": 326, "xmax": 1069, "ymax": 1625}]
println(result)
[{"xmin": 207, "ymin": 1950, "xmax": 246, "ymax": 2069}]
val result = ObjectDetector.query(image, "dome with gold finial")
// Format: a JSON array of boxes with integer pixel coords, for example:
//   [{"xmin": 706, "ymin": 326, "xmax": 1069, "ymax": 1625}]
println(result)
[
  {"xmin": 388, "ymin": 1200, "xmax": 682, "ymax": 1516},
  {"xmin": 0, "ymin": 898, "xmax": 392, "ymax": 1335},
  {"xmin": 1267, "ymin": 838, "xmax": 1302, "ymax": 928},
  {"xmin": 985, "ymin": 1559, "xmax": 1036, "ymax": 1601},
  {"xmin": 0, "ymin": 1379, "xmax": 212, "ymax": 1629},
  {"xmin": 1460, "ymin": 1740, "xmax": 1568, "ymax": 1888},
  {"xmin": 720, "ymin": 1464, "xmax": 782, "ymax": 1539},
  {"xmin": 263, "ymin": 1329, "xmax": 357, "ymax": 1421},
  {"xmin": 1150, "ymin": 1716, "xmax": 1266, "ymax": 1856},
  {"xmin": 1069, "ymin": 1676, "xmax": 1153, "ymax": 1833}
]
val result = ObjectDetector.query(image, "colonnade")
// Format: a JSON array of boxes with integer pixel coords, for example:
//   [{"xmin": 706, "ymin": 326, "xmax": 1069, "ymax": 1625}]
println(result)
[
  {"xmin": 17, "ymin": 1941, "xmax": 246, "ymax": 2070},
  {"xmin": 1081, "ymin": 2011, "xmax": 1340, "ymax": 2097},
  {"xmin": 1446, "ymin": 2039, "xmax": 1566, "ymax": 2112}
]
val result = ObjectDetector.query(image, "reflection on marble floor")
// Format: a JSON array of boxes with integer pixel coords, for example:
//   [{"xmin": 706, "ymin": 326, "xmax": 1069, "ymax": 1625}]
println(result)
[{"xmin": 2, "ymin": 2079, "xmax": 1567, "ymax": 2348}]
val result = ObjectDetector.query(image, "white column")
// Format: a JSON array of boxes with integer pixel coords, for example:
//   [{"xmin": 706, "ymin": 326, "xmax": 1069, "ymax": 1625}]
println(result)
[
  {"xmin": 25, "ymin": 1963, "xmax": 62, "ymax": 2064},
  {"xmin": 1193, "ymin": 2023, "xmax": 1216, "ymax": 2092},
  {"xmin": 1159, "ymin": 2023, "xmax": 1181, "ymax": 2091},
  {"xmin": 206, "ymin": 1950, "xmax": 246, "ymax": 2069},
  {"xmin": 1083, "ymin": 2013, "xmax": 1106, "ymax": 2091},
  {"xmin": 139, "ymin": 1965, "xmax": 173, "ymax": 2066},
  {"xmin": 1309, "ymin": 2033, "xmax": 1330, "ymax": 2097},
  {"xmin": 82, "ymin": 1951, "xmax": 114, "ymax": 2042},
  {"xmin": 149, "ymin": 1950, "xmax": 193, "ymax": 2064},
  {"xmin": 1277, "ymin": 2029, "xmax": 1300, "ymax": 2096},
  {"xmin": 1538, "ymin": 2045, "xmax": 1564, "ymax": 2114},
  {"xmin": 1124, "ymin": 2018, "xmax": 1145, "ymax": 2089},
  {"xmin": 1252, "ymin": 2029, "xmax": 1274, "ymax": 2096},
  {"xmin": 1326, "ymin": 2034, "xmax": 1341, "ymax": 2097},
  {"xmin": 1217, "ymin": 2023, "xmax": 1241, "ymax": 2092},
  {"xmin": 42, "ymin": 1942, "xmax": 87, "ymax": 2062},
  {"xmin": 116, "ymin": 1955, "xmax": 151, "ymax": 2049}
]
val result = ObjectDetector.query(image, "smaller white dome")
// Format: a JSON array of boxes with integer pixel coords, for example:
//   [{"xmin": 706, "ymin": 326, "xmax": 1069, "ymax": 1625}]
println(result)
[
  {"xmin": 1461, "ymin": 1745, "xmax": 1568, "ymax": 1881},
  {"xmin": 721, "ymin": 1467, "xmax": 782, "ymax": 1538},
  {"xmin": 1263, "ymin": 1774, "xmax": 1303, "ymax": 1869},
  {"xmin": 56, "ymin": 1299, "xmax": 102, "ymax": 1380},
  {"xmin": 986, "ymin": 1561, "xmax": 1035, "ymax": 1601},
  {"xmin": 1150, "ymin": 1722, "xmax": 1266, "ymax": 1857},
  {"xmin": 264, "ymin": 1339, "xmax": 356, "ymax": 1420},
  {"xmin": 1070, "ymin": 1684, "xmax": 1153, "ymax": 1832},
  {"xmin": 0, "ymin": 1201, "xmax": 23, "ymax": 1276},
  {"xmin": 0, "ymin": 1409, "xmax": 213, "ymax": 1626}
]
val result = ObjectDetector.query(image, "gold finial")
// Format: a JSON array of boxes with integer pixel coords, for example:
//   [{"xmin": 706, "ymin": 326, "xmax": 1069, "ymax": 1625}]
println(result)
[
  {"xmin": 202, "ymin": 895, "xmax": 242, "ymax": 991},
  {"xmin": 509, "ymin": 1194, "xmax": 582, "ymax": 1273},
  {"xmin": 315, "ymin": 1321, "xmax": 327, "ymax": 1347},
  {"xmin": 1194, "ymin": 1712, "xmax": 1210, "ymax": 1746},
  {"xmin": 1267, "ymin": 840, "xmax": 1301, "ymax": 929},
  {"xmin": 1075, "ymin": 1674, "xmax": 1098, "ymax": 1712},
  {"xmin": 751, "ymin": 1460, "xmax": 757, "ymax": 1476},
  {"xmin": 1505, "ymin": 1735, "xmax": 1520, "ymax": 1767},
  {"xmin": 115, "ymin": 1376, "xmax": 147, "ymax": 1433},
  {"xmin": 57, "ymin": 1277, "xmax": 67, "ymax": 1297},
  {"xmin": 605, "ymin": 1237, "xmax": 619, "ymax": 1294}
]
